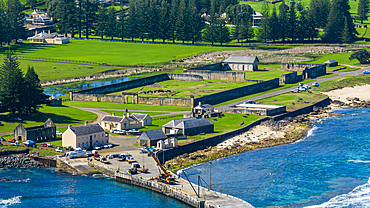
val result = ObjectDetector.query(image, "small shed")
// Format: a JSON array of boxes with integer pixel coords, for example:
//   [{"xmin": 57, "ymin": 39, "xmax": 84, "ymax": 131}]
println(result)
[
  {"xmin": 324, "ymin": 59, "xmax": 338, "ymax": 67},
  {"xmin": 162, "ymin": 118, "xmax": 214, "ymax": 136},
  {"xmin": 137, "ymin": 129, "xmax": 167, "ymax": 146},
  {"xmin": 222, "ymin": 55, "xmax": 259, "ymax": 71}
]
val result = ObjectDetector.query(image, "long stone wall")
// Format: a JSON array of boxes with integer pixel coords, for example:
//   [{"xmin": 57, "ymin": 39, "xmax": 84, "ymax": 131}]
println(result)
[
  {"xmin": 188, "ymin": 63, "xmax": 228, "ymax": 71},
  {"xmin": 302, "ymin": 65, "xmax": 326, "ymax": 79},
  {"xmin": 183, "ymin": 70, "xmax": 245, "ymax": 81},
  {"xmin": 281, "ymin": 63, "xmax": 322, "ymax": 71},
  {"xmin": 167, "ymin": 73, "xmax": 204, "ymax": 81},
  {"xmin": 77, "ymin": 74, "xmax": 170, "ymax": 94},
  {"xmin": 194, "ymin": 78, "xmax": 280, "ymax": 106},
  {"xmin": 139, "ymin": 96, "xmax": 193, "ymax": 107},
  {"xmin": 281, "ymin": 63, "xmax": 326, "ymax": 79}
]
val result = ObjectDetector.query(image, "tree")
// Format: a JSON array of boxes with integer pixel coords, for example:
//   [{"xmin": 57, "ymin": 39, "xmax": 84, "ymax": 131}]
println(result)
[
  {"xmin": 117, "ymin": 8, "xmax": 127, "ymax": 40},
  {"xmin": 26, "ymin": 0, "xmax": 37, "ymax": 9},
  {"xmin": 158, "ymin": 0, "xmax": 170, "ymax": 42},
  {"xmin": 106, "ymin": 7, "xmax": 117, "ymax": 40},
  {"xmin": 257, "ymin": 3, "xmax": 269, "ymax": 42},
  {"xmin": 342, "ymin": 16, "xmax": 352, "ymax": 42},
  {"xmin": 297, "ymin": 9, "xmax": 309, "ymax": 41},
  {"xmin": 147, "ymin": 0, "xmax": 160, "ymax": 42},
  {"xmin": 358, "ymin": 0, "xmax": 369, "ymax": 24},
  {"xmin": 204, "ymin": 0, "xmax": 217, "ymax": 45},
  {"xmin": 287, "ymin": 1, "xmax": 297, "ymax": 41},
  {"xmin": 278, "ymin": 1, "xmax": 288, "ymax": 41},
  {"xmin": 187, "ymin": 0, "xmax": 202, "ymax": 44},
  {"xmin": 239, "ymin": 16, "xmax": 254, "ymax": 46},
  {"xmin": 96, "ymin": 6, "xmax": 107, "ymax": 39},
  {"xmin": 24, "ymin": 66, "xmax": 47, "ymax": 114},
  {"xmin": 168, "ymin": 0, "xmax": 178, "ymax": 43},
  {"xmin": 319, "ymin": 0, "xmax": 330, "ymax": 28},
  {"xmin": 0, "ymin": 51, "xmax": 25, "ymax": 115},
  {"xmin": 127, "ymin": 0, "xmax": 139, "ymax": 41},
  {"xmin": 349, "ymin": 49, "xmax": 370, "ymax": 64},
  {"xmin": 0, "ymin": 1, "xmax": 5, "ymax": 47},
  {"xmin": 6, "ymin": 0, "xmax": 25, "ymax": 44},
  {"xmin": 214, "ymin": 14, "xmax": 230, "ymax": 45},
  {"xmin": 323, "ymin": 0, "xmax": 356, "ymax": 43},
  {"xmin": 47, "ymin": 0, "xmax": 78, "ymax": 37},
  {"xmin": 268, "ymin": 5, "xmax": 279, "ymax": 42},
  {"xmin": 176, "ymin": 0, "xmax": 189, "ymax": 43}
]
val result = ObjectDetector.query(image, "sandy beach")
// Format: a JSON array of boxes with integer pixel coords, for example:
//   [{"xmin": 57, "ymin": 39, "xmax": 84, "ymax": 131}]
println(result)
[{"xmin": 321, "ymin": 85, "xmax": 370, "ymax": 103}]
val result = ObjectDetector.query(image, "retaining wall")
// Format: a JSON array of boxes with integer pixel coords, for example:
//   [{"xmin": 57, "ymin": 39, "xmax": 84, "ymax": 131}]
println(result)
[
  {"xmin": 167, "ymin": 73, "xmax": 204, "ymax": 81},
  {"xmin": 221, "ymin": 105, "xmax": 286, "ymax": 116},
  {"xmin": 29, "ymin": 156, "xmax": 56, "ymax": 167},
  {"xmin": 188, "ymin": 63, "xmax": 228, "ymax": 71},
  {"xmin": 183, "ymin": 70, "xmax": 245, "ymax": 81},
  {"xmin": 0, "ymin": 149, "xmax": 29, "ymax": 155},
  {"xmin": 194, "ymin": 78, "xmax": 280, "ymax": 106},
  {"xmin": 139, "ymin": 96, "xmax": 193, "ymax": 107}
]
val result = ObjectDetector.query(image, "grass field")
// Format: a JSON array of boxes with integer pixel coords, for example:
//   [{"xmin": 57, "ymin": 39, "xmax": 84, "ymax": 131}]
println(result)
[
  {"xmin": 101, "ymin": 110, "xmax": 164, "ymax": 116},
  {"xmin": 258, "ymin": 91, "xmax": 328, "ymax": 111},
  {"xmin": 314, "ymin": 75, "xmax": 370, "ymax": 92},
  {"xmin": 0, "ymin": 105, "xmax": 97, "ymax": 133},
  {"xmin": 0, "ymin": 146, "xmax": 62, "ymax": 156},
  {"xmin": 15, "ymin": 60, "xmax": 124, "ymax": 81},
  {"xmin": 1, "ymin": 40, "xmax": 248, "ymax": 66},
  {"xmin": 110, "ymin": 80, "xmax": 255, "ymax": 98},
  {"xmin": 64, "ymin": 100, "xmax": 191, "ymax": 111}
]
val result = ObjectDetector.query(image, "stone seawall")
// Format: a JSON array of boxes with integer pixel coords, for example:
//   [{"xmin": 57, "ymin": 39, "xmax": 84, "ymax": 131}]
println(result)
[
  {"xmin": 194, "ymin": 78, "xmax": 280, "ymax": 106},
  {"xmin": 184, "ymin": 70, "xmax": 245, "ymax": 81}
]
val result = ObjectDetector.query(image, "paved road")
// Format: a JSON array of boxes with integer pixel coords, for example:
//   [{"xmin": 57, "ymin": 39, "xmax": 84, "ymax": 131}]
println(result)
[{"xmin": 217, "ymin": 67, "xmax": 370, "ymax": 109}]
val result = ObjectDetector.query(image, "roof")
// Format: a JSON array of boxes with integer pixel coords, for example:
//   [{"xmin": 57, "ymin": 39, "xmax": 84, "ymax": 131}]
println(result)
[
  {"xmin": 138, "ymin": 129, "xmax": 167, "ymax": 141},
  {"xmin": 194, "ymin": 103, "xmax": 214, "ymax": 110},
  {"xmin": 162, "ymin": 118, "xmax": 195, "ymax": 128},
  {"xmin": 101, "ymin": 115, "xmax": 125, "ymax": 123},
  {"xmin": 235, "ymin": 103, "xmax": 285, "ymax": 109},
  {"xmin": 223, "ymin": 55, "xmax": 258, "ymax": 64},
  {"xmin": 131, "ymin": 113, "xmax": 149, "ymax": 121},
  {"xmin": 324, "ymin": 59, "xmax": 338, "ymax": 64},
  {"xmin": 163, "ymin": 118, "xmax": 213, "ymax": 129},
  {"xmin": 70, "ymin": 124, "xmax": 105, "ymax": 136}
]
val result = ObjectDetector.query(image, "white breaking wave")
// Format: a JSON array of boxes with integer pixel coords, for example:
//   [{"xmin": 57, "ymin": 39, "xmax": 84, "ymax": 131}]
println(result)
[
  {"xmin": 305, "ymin": 178, "xmax": 370, "ymax": 208},
  {"xmin": 10, "ymin": 178, "xmax": 30, "ymax": 183},
  {"xmin": 295, "ymin": 126, "xmax": 318, "ymax": 144},
  {"xmin": 348, "ymin": 160, "xmax": 370, "ymax": 164},
  {"xmin": 0, "ymin": 196, "xmax": 21, "ymax": 208}
]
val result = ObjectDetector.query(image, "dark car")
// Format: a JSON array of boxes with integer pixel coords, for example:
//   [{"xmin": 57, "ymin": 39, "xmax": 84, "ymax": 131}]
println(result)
[{"xmin": 0, "ymin": 137, "xmax": 4, "ymax": 141}]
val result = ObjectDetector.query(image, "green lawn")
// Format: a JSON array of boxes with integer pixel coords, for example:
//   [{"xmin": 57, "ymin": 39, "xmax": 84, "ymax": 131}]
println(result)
[
  {"xmin": 0, "ymin": 105, "xmax": 97, "ymax": 133},
  {"xmin": 242, "ymin": 68, "xmax": 288, "ymax": 80},
  {"xmin": 0, "ymin": 146, "xmax": 62, "ymax": 156},
  {"xmin": 16, "ymin": 60, "xmax": 124, "ymax": 81},
  {"xmin": 2, "ymin": 40, "xmax": 248, "ymax": 66},
  {"xmin": 304, "ymin": 53, "xmax": 363, "ymax": 66},
  {"xmin": 258, "ymin": 92, "xmax": 328, "ymax": 111},
  {"xmin": 314, "ymin": 75, "xmax": 370, "ymax": 92},
  {"xmin": 101, "ymin": 110, "xmax": 164, "ymax": 116},
  {"xmin": 110, "ymin": 79, "xmax": 255, "ymax": 98},
  {"xmin": 64, "ymin": 100, "xmax": 191, "ymax": 111}
]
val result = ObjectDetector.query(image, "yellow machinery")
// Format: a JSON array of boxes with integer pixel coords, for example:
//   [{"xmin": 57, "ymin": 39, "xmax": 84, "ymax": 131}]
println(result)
[{"xmin": 143, "ymin": 143, "xmax": 175, "ymax": 184}]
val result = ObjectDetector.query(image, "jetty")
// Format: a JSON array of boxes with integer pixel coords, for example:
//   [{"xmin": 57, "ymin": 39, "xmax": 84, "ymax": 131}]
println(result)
[{"xmin": 57, "ymin": 152, "xmax": 253, "ymax": 208}]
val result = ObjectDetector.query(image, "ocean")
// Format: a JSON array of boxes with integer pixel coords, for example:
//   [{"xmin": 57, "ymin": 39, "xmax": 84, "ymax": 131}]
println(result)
[
  {"xmin": 184, "ymin": 108, "xmax": 370, "ymax": 208},
  {"xmin": 0, "ymin": 168, "xmax": 191, "ymax": 208}
]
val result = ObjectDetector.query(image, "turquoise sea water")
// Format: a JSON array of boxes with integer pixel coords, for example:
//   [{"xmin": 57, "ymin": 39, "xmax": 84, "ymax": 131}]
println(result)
[
  {"xmin": 185, "ymin": 108, "xmax": 370, "ymax": 207},
  {"xmin": 0, "ymin": 168, "xmax": 191, "ymax": 208}
]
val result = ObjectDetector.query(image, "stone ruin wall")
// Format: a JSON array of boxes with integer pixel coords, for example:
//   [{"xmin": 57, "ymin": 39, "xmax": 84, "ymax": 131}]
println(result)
[
  {"xmin": 281, "ymin": 72, "xmax": 304, "ymax": 84},
  {"xmin": 281, "ymin": 63, "xmax": 326, "ymax": 80},
  {"xmin": 183, "ymin": 70, "xmax": 245, "ymax": 81}
]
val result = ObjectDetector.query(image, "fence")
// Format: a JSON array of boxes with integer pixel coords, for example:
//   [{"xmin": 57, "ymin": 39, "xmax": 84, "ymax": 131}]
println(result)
[{"xmin": 0, "ymin": 54, "xmax": 101, "ymax": 65}]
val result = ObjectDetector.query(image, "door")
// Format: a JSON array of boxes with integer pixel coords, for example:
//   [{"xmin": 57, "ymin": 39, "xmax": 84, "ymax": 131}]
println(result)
[{"xmin": 90, "ymin": 136, "xmax": 92, "ymax": 148}]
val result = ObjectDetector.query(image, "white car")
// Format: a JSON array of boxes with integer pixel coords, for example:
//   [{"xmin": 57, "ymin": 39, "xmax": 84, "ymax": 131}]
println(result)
[
  {"xmin": 94, "ymin": 146, "xmax": 102, "ymax": 150},
  {"xmin": 56, "ymin": 131, "xmax": 62, "ymax": 136},
  {"xmin": 55, "ymin": 147, "xmax": 64, "ymax": 152},
  {"xmin": 103, "ymin": 144, "xmax": 109, "ymax": 148},
  {"xmin": 107, "ymin": 144, "xmax": 113, "ymax": 148}
]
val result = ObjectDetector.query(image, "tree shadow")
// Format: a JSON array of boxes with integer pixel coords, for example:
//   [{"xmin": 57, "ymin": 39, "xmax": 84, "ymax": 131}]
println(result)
[{"xmin": 0, "ymin": 43, "xmax": 60, "ymax": 55}]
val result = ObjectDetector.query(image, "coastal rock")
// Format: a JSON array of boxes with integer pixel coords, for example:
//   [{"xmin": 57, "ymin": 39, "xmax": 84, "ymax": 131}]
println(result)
[
  {"xmin": 0, "ymin": 177, "xmax": 11, "ymax": 181},
  {"xmin": 0, "ymin": 155, "xmax": 43, "ymax": 169}
]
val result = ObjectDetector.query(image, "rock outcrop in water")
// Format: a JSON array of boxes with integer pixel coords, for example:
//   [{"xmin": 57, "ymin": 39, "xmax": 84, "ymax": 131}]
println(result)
[{"xmin": 0, "ymin": 155, "xmax": 44, "ymax": 168}]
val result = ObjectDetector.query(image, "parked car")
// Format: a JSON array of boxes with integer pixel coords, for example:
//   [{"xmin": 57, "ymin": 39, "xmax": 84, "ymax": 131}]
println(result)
[
  {"xmin": 245, "ymin": 100, "xmax": 256, "ymax": 104},
  {"xmin": 55, "ymin": 147, "xmax": 64, "ymax": 152},
  {"xmin": 56, "ymin": 131, "xmax": 62, "ymax": 136},
  {"xmin": 292, "ymin": 89, "xmax": 300, "ymax": 93},
  {"xmin": 41, "ymin": 142, "xmax": 53, "ymax": 147},
  {"xmin": 0, "ymin": 137, "xmax": 5, "ymax": 141},
  {"xmin": 86, "ymin": 152, "xmax": 94, "ymax": 157},
  {"xmin": 94, "ymin": 145, "xmax": 102, "ymax": 150},
  {"xmin": 12, "ymin": 141, "xmax": 20, "ymax": 146},
  {"xmin": 298, "ymin": 87, "xmax": 307, "ymax": 91},
  {"xmin": 364, "ymin": 70, "xmax": 370, "ymax": 74},
  {"xmin": 103, "ymin": 144, "xmax": 109, "ymax": 148},
  {"xmin": 0, "ymin": 122, "xmax": 3, "ymax": 126},
  {"xmin": 312, "ymin": 82, "xmax": 320, "ymax": 87}
]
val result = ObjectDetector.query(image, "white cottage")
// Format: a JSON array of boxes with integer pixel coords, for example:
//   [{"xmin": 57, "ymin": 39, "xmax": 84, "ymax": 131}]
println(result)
[
  {"xmin": 101, "ymin": 113, "xmax": 152, "ymax": 131},
  {"xmin": 62, "ymin": 122, "xmax": 108, "ymax": 149},
  {"xmin": 223, "ymin": 55, "xmax": 259, "ymax": 71}
]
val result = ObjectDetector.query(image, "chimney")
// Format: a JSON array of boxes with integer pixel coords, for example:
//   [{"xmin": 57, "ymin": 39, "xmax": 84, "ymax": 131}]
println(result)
[
  {"xmin": 112, "ymin": 112, "xmax": 115, "ymax": 116},
  {"xmin": 199, "ymin": 102, "xmax": 201, "ymax": 106},
  {"xmin": 48, "ymin": 30, "xmax": 50, "ymax": 34},
  {"xmin": 35, "ymin": 30, "xmax": 38, "ymax": 35},
  {"xmin": 127, "ymin": 113, "xmax": 130, "ymax": 117},
  {"xmin": 85, "ymin": 121, "xmax": 88, "ymax": 126},
  {"xmin": 68, "ymin": 125, "xmax": 72, "ymax": 129}
]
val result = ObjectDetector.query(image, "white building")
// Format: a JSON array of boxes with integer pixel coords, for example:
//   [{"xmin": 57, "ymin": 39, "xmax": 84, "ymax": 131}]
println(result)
[
  {"xmin": 62, "ymin": 122, "xmax": 109, "ymax": 149},
  {"xmin": 27, "ymin": 31, "xmax": 69, "ymax": 44},
  {"xmin": 101, "ymin": 113, "xmax": 152, "ymax": 131},
  {"xmin": 223, "ymin": 55, "xmax": 259, "ymax": 71}
]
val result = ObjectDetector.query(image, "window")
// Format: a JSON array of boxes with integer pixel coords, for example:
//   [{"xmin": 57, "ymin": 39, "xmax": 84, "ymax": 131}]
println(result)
[
  {"xmin": 82, "ymin": 143, "xmax": 84, "ymax": 147},
  {"xmin": 106, "ymin": 140, "xmax": 108, "ymax": 143},
  {"xmin": 94, "ymin": 135, "xmax": 96, "ymax": 138},
  {"xmin": 86, "ymin": 142, "xmax": 88, "ymax": 146},
  {"xmin": 124, "ymin": 123, "xmax": 127, "ymax": 128},
  {"xmin": 102, "ymin": 133, "xmax": 104, "ymax": 137},
  {"xmin": 78, "ymin": 143, "xmax": 80, "ymax": 147}
]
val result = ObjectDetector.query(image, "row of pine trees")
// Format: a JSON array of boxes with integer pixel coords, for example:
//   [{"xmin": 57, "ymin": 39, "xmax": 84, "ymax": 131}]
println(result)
[{"xmin": 0, "ymin": 0, "xmax": 26, "ymax": 47}]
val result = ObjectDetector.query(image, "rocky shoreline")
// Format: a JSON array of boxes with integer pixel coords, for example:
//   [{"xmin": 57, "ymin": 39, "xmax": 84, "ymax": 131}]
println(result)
[
  {"xmin": 167, "ymin": 98, "xmax": 370, "ymax": 173},
  {"xmin": 0, "ymin": 155, "xmax": 44, "ymax": 169}
]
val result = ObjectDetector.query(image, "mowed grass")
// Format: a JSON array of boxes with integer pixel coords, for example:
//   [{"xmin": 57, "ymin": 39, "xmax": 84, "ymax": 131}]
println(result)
[
  {"xmin": 314, "ymin": 75, "xmax": 370, "ymax": 92},
  {"xmin": 304, "ymin": 53, "xmax": 363, "ymax": 66},
  {"xmin": 110, "ymin": 79, "xmax": 255, "ymax": 98},
  {"xmin": 257, "ymin": 92, "xmax": 328, "ymax": 111},
  {"xmin": 16, "ymin": 60, "xmax": 122, "ymax": 81},
  {"xmin": 0, "ymin": 105, "xmax": 97, "ymax": 133},
  {"xmin": 101, "ymin": 110, "xmax": 165, "ymax": 116},
  {"xmin": 64, "ymin": 100, "xmax": 191, "ymax": 111},
  {"xmin": 0, "ymin": 146, "xmax": 62, "ymax": 156},
  {"xmin": 2, "ymin": 39, "xmax": 247, "ymax": 66}
]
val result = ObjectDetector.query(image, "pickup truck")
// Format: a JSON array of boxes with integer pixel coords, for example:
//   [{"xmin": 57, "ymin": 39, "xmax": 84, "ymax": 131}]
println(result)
[{"xmin": 131, "ymin": 162, "xmax": 148, "ymax": 173}]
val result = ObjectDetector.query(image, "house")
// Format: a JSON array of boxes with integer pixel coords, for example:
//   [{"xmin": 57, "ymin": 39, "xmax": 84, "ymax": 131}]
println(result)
[
  {"xmin": 222, "ymin": 55, "xmax": 259, "ymax": 71},
  {"xmin": 101, "ymin": 113, "xmax": 151, "ymax": 131},
  {"xmin": 157, "ymin": 138, "xmax": 178, "ymax": 150},
  {"xmin": 13, "ymin": 118, "xmax": 56, "ymax": 142},
  {"xmin": 162, "ymin": 118, "xmax": 214, "ymax": 136},
  {"xmin": 324, "ymin": 59, "xmax": 338, "ymax": 67},
  {"xmin": 27, "ymin": 31, "xmax": 69, "ymax": 44},
  {"xmin": 62, "ymin": 122, "xmax": 109, "ymax": 149},
  {"xmin": 30, "ymin": 9, "xmax": 47, "ymax": 18},
  {"xmin": 137, "ymin": 129, "xmax": 167, "ymax": 146},
  {"xmin": 26, "ymin": 15, "xmax": 53, "ymax": 25},
  {"xmin": 184, "ymin": 102, "xmax": 221, "ymax": 118}
]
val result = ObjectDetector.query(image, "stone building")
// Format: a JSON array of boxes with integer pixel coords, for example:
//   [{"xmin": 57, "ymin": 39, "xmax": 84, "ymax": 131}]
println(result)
[
  {"xmin": 13, "ymin": 118, "xmax": 56, "ymax": 142},
  {"xmin": 62, "ymin": 122, "xmax": 109, "ymax": 149},
  {"xmin": 184, "ymin": 102, "xmax": 221, "ymax": 118},
  {"xmin": 101, "ymin": 113, "xmax": 152, "ymax": 131},
  {"xmin": 324, "ymin": 59, "xmax": 338, "ymax": 67},
  {"xmin": 162, "ymin": 118, "xmax": 214, "ymax": 136},
  {"xmin": 137, "ymin": 129, "xmax": 167, "ymax": 146},
  {"xmin": 223, "ymin": 55, "xmax": 259, "ymax": 71}
]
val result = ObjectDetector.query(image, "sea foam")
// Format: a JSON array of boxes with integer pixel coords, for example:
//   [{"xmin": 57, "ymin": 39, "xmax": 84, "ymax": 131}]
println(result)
[
  {"xmin": 305, "ymin": 178, "xmax": 370, "ymax": 208},
  {"xmin": 0, "ymin": 196, "xmax": 22, "ymax": 208}
]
